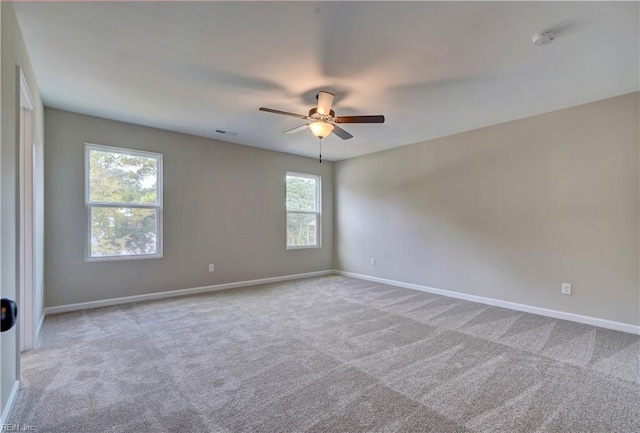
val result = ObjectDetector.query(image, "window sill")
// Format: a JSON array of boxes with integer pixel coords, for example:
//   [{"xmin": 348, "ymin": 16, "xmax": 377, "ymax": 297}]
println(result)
[
  {"xmin": 85, "ymin": 253, "xmax": 163, "ymax": 263},
  {"xmin": 286, "ymin": 245, "xmax": 321, "ymax": 250}
]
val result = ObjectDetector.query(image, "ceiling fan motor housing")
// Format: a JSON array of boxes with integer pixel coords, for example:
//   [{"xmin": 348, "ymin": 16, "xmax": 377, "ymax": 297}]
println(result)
[{"xmin": 308, "ymin": 107, "xmax": 335, "ymax": 120}]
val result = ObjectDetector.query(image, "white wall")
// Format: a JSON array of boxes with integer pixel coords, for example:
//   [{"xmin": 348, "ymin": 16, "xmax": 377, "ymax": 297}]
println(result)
[
  {"xmin": 44, "ymin": 109, "xmax": 333, "ymax": 307},
  {"xmin": 0, "ymin": 2, "xmax": 44, "ymax": 419},
  {"xmin": 335, "ymin": 92, "xmax": 639, "ymax": 326}
]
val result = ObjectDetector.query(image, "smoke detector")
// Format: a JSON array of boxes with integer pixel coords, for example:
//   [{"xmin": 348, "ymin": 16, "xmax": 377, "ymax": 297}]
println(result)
[{"xmin": 532, "ymin": 31, "xmax": 555, "ymax": 46}]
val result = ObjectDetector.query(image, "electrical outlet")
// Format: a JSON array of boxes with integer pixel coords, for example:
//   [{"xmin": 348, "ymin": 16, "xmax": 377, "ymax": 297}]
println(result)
[
  {"xmin": 370, "ymin": 258, "xmax": 375, "ymax": 266},
  {"xmin": 561, "ymin": 283, "xmax": 571, "ymax": 295},
  {"xmin": 208, "ymin": 264, "xmax": 215, "ymax": 272}
]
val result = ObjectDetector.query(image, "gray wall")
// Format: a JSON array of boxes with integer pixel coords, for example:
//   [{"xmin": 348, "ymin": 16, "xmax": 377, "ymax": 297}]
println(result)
[
  {"xmin": 1, "ymin": 2, "xmax": 45, "ymax": 417},
  {"xmin": 45, "ymin": 109, "xmax": 333, "ymax": 307},
  {"xmin": 335, "ymin": 92, "xmax": 639, "ymax": 326}
]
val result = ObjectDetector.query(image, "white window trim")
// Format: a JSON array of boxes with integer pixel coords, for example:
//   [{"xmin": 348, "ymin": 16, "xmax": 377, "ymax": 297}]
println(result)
[
  {"xmin": 286, "ymin": 171, "xmax": 321, "ymax": 250},
  {"xmin": 84, "ymin": 143, "xmax": 163, "ymax": 262}
]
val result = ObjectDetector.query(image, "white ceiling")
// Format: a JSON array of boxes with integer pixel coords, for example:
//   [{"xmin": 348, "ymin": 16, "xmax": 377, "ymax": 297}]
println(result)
[{"xmin": 14, "ymin": 1, "xmax": 639, "ymax": 161}]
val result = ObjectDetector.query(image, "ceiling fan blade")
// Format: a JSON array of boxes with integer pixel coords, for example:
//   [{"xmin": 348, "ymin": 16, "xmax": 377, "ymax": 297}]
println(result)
[
  {"xmin": 284, "ymin": 124, "xmax": 309, "ymax": 134},
  {"xmin": 334, "ymin": 115, "xmax": 385, "ymax": 124},
  {"xmin": 316, "ymin": 91, "xmax": 335, "ymax": 115},
  {"xmin": 331, "ymin": 124, "xmax": 353, "ymax": 140},
  {"xmin": 259, "ymin": 107, "xmax": 308, "ymax": 120}
]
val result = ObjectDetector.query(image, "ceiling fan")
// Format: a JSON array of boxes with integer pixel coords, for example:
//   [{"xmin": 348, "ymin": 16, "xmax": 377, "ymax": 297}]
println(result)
[{"xmin": 259, "ymin": 91, "xmax": 385, "ymax": 141}]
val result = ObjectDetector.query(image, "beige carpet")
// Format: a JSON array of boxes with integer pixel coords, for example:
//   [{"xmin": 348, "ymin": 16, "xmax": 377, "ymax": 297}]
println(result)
[{"xmin": 9, "ymin": 275, "xmax": 640, "ymax": 432}]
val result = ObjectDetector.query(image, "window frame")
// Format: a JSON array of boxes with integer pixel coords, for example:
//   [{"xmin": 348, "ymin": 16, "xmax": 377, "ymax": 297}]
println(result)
[
  {"xmin": 84, "ymin": 143, "xmax": 163, "ymax": 262},
  {"xmin": 285, "ymin": 171, "xmax": 322, "ymax": 250}
]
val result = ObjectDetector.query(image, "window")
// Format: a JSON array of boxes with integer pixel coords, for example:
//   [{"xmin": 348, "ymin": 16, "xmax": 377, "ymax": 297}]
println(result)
[
  {"xmin": 85, "ymin": 144, "xmax": 163, "ymax": 261},
  {"xmin": 286, "ymin": 172, "xmax": 321, "ymax": 249}
]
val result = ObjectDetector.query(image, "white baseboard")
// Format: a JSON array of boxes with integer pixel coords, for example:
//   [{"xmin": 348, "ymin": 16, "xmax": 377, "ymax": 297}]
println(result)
[
  {"xmin": 41, "ymin": 269, "xmax": 639, "ymax": 335},
  {"xmin": 335, "ymin": 270, "xmax": 640, "ymax": 335},
  {"xmin": 44, "ymin": 270, "xmax": 334, "ymax": 316},
  {"xmin": 0, "ymin": 381, "xmax": 20, "ymax": 426}
]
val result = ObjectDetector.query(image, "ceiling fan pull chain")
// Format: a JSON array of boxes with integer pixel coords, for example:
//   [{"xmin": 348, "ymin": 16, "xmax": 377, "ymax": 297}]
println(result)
[{"xmin": 318, "ymin": 138, "xmax": 322, "ymax": 164}]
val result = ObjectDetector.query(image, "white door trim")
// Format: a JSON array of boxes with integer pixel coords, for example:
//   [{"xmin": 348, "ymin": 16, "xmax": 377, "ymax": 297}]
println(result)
[{"xmin": 19, "ymin": 68, "xmax": 35, "ymax": 351}]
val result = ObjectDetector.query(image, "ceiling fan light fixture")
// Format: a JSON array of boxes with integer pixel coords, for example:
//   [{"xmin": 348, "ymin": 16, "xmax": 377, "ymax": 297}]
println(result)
[{"xmin": 308, "ymin": 121, "xmax": 334, "ymax": 139}]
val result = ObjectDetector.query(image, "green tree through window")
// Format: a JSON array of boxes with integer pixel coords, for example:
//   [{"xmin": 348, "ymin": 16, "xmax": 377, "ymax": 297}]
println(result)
[
  {"xmin": 286, "ymin": 173, "xmax": 320, "ymax": 248},
  {"xmin": 86, "ymin": 144, "xmax": 163, "ymax": 259}
]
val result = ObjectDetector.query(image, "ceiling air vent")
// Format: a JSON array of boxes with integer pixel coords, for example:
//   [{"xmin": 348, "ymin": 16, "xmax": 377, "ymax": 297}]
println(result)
[{"xmin": 215, "ymin": 129, "xmax": 238, "ymax": 137}]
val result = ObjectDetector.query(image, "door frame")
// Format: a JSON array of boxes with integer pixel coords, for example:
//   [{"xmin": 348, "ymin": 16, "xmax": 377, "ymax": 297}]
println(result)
[{"xmin": 18, "ymin": 68, "xmax": 35, "ymax": 351}]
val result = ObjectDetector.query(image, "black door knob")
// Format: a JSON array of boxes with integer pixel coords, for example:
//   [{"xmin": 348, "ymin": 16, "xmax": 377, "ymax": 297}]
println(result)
[{"xmin": 1, "ymin": 298, "xmax": 18, "ymax": 332}]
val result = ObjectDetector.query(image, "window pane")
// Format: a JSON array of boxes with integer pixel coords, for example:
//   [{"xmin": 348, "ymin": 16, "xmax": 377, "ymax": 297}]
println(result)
[
  {"xmin": 287, "ymin": 212, "xmax": 318, "ymax": 247},
  {"xmin": 89, "ymin": 149, "xmax": 158, "ymax": 204},
  {"xmin": 286, "ymin": 175, "xmax": 317, "ymax": 211},
  {"xmin": 90, "ymin": 207, "xmax": 157, "ymax": 257}
]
